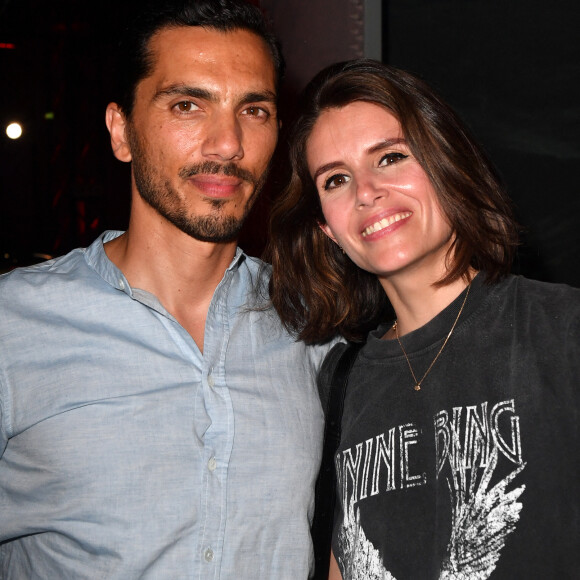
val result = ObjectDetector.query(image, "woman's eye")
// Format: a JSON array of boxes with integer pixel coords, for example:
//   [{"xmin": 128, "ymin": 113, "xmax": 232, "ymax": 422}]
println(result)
[
  {"xmin": 379, "ymin": 152, "xmax": 408, "ymax": 166},
  {"xmin": 324, "ymin": 174, "xmax": 350, "ymax": 190}
]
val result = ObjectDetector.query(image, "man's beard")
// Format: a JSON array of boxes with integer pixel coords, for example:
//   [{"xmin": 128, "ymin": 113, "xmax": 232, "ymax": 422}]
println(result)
[{"xmin": 128, "ymin": 128, "xmax": 268, "ymax": 243}]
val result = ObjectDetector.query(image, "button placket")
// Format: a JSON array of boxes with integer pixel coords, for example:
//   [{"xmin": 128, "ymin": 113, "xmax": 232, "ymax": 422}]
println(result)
[{"xmin": 197, "ymin": 268, "xmax": 236, "ymax": 575}]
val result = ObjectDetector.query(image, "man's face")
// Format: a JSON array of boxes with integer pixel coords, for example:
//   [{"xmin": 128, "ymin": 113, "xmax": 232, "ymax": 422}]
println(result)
[{"xmin": 118, "ymin": 26, "xmax": 278, "ymax": 243}]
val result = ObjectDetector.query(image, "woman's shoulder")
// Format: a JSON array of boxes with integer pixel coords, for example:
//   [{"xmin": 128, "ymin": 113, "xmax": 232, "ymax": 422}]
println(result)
[
  {"xmin": 506, "ymin": 274, "xmax": 580, "ymax": 311},
  {"xmin": 510, "ymin": 274, "xmax": 580, "ymax": 296},
  {"xmin": 494, "ymin": 275, "xmax": 580, "ymax": 341}
]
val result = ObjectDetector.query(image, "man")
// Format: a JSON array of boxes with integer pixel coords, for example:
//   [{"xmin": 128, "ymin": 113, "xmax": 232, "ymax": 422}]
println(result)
[{"xmin": 0, "ymin": 2, "xmax": 334, "ymax": 577}]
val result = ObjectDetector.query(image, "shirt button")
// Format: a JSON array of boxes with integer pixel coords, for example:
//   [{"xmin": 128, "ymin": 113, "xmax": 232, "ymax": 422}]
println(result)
[
  {"xmin": 204, "ymin": 548, "xmax": 214, "ymax": 562},
  {"xmin": 119, "ymin": 280, "xmax": 125, "ymax": 290},
  {"xmin": 208, "ymin": 457, "xmax": 217, "ymax": 471}
]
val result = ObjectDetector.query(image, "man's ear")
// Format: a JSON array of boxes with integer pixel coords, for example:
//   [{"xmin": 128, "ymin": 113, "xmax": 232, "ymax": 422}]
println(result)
[{"xmin": 105, "ymin": 103, "xmax": 132, "ymax": 163}]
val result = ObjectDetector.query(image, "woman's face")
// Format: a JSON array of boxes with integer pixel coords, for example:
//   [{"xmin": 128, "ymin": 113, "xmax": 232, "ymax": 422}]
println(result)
[{"xmin": 306, "ymin": 101, "xmax": 454, "ymax": 285}]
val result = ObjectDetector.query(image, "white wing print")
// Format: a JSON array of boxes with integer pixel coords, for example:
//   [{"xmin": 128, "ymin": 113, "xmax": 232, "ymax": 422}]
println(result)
[
  {"xmin": 336, "ymin": 428, "xmax": 525, "ymax": 579},
  {"xmin": 441, "ymin": 446, "xmax": 526, "ymax": 579}
]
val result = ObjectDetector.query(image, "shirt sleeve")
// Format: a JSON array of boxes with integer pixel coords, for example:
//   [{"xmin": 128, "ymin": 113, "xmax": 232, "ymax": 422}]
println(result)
[
  {"xmin": 0, "ymin": 377, "xmax": 8, "ymax": 458},
  {"xmin": 317, "ymin": 342, "xmax": 350, "ymax": 417}
]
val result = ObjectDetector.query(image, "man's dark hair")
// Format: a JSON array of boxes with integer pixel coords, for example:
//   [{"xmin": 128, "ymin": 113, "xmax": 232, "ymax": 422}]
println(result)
[{"xmin": 115, "ymin": 0, "xmax": 284, "ymax": 117}]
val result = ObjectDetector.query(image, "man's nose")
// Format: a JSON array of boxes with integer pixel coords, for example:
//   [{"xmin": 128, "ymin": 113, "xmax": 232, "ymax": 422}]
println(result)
[{"xmin": 201, "ymin": 112, "xmax": 244, "ymax": 161}]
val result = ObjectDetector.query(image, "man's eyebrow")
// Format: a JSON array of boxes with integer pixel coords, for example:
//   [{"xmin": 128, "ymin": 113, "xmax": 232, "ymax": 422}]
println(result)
[
  {"xmin": 152, "ymin": 85, "xmax": 277, "ymax": 107},
  {"xmin": 153, "ymin": 84, "xmax": 215, "ymax": 103},
  {"xmin": 238, "ymin": 91, "xmax": 277, "ymax": 106}
]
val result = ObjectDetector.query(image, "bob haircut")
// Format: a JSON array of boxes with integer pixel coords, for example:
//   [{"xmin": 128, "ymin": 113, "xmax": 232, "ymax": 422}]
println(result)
[
  {"xmin": 267, "ymin": 59, "xmax": 519, "ymax": 344},
  {"xmin": 114, "ymin": 0, "xmax": 284, "ymax": 118}
]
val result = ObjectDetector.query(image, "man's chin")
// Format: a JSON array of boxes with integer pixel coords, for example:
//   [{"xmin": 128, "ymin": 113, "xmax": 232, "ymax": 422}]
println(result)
[{"xmin": 175, "ymin": 214, "xmax": 245, "ymax": 244}]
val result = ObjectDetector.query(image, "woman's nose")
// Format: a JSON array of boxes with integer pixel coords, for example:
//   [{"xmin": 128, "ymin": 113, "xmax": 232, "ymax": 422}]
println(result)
[{"xmin": 355, "ymin": 176, "xmax": 384, "ymax": 208}]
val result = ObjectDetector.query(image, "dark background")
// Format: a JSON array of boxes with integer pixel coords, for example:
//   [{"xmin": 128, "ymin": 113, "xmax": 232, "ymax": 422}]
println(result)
[
  {"xmin": 1, "ymin": 0, "xmax": 578, "ymax": 285},
  {"xmin": 0, "ymin": 0, "xmax": 133, "ymax": 268},
  {"xmin": 385, "ymin": 0, "xmax": 580, "ymax": 287}
]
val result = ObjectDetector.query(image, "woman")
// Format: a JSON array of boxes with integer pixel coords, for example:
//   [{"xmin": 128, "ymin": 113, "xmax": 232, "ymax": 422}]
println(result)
[{"xmin": 267, "ymin": 60, "xmax": 580, "ymax": 579}]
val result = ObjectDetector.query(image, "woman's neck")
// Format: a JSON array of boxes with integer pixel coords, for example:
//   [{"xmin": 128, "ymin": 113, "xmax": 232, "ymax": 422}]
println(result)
[{"xmin": 381, "ymin": 270, "xmax": 475, "ymax": 338}]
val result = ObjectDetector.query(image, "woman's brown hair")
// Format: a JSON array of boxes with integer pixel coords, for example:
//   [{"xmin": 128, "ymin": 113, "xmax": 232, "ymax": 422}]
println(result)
[{"xmin": 266, "ymin": 59, "xmax": 519, "ymax": 343}]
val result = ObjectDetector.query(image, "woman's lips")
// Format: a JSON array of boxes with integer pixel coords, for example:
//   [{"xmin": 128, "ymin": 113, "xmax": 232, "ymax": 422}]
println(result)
[{"xmin": 361, "ymin": 211, "xmax": 412, "ymax": 238}]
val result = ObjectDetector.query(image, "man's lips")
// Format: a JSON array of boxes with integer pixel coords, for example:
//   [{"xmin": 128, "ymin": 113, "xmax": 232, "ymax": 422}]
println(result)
[
  {"xmin": 361, "ymin": 211, "xmax": 413, "ymax": 238},
  {"xmin": 187, "ymin": 175, "xmax": 244, "ymax": 198}
]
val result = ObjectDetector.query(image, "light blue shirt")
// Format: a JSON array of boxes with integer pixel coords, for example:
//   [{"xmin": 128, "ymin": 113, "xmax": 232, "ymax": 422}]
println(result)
[{"xmin": 0, "ymin": 231, "xmax": 334, "ymax": 579}]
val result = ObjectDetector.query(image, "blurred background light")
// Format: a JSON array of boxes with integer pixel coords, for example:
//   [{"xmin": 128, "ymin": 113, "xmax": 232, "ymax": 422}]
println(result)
[{"xmin": 6, "ymin": 122, "xmax": 22, "ymax": 139}]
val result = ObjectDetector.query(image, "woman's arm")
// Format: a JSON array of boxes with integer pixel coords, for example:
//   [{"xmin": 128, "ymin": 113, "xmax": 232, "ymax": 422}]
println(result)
[{"xmin": 328, "ymin": 550, "xmax": 343, "ymax": 580}]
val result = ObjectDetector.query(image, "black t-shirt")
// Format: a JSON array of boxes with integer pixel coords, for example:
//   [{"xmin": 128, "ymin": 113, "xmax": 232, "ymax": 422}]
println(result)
[{"xmin": 319, "ymin": 274, "xmax": 580, "ymax": 579}]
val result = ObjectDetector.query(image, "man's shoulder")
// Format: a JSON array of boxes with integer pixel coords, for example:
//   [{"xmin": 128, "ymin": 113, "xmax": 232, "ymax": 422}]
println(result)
[
  {"xmin": 232, "ymin": 252, "xmax": 271, "ymax": 306},
  {"xmin": 234, "ymin": 252, "xmax": 343, "ymax": 359},
  {"xmin": 0, "ymin": 232, "xmax": 117, "ymax": 298},
  {"xmin": 0, "ymin": 247, "xmax": 90, "ymax": 306},
  {"xmin": 239, "ymin": 253, "xmax": 270, "ymax": 277}
]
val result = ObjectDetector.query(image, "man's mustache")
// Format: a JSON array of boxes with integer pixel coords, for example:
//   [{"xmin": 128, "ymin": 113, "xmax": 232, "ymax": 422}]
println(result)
[{"xmin": 179, "ymin": 161, "xmax": 257, "ymax": 187}]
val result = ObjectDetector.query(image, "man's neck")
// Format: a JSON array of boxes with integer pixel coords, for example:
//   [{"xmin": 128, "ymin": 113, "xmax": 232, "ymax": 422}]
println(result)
[{"xmin": 104, "ymin": 214, "xmax": 239, "ymax": 352}]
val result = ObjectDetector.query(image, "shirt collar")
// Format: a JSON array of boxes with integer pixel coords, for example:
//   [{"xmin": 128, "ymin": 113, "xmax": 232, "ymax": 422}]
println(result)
[{"xmin": 84, "ymin": 230, "xmax": 246, "ymax": 296}]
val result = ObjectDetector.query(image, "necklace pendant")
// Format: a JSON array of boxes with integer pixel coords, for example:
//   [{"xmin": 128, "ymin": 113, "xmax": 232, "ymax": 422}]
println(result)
[{"xmin": 395, "ymin": 282, "xmax": 472, "ymax": 395}]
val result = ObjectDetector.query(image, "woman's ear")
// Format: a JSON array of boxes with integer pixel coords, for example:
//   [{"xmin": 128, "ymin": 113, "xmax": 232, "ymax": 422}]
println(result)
[
  {"xmin": 318, "ymin": 222, "xmax": 338, "ymax": 244},
  {"xmin": 105, "ymin": 103, "xmax": 132, "ymax": 163}
]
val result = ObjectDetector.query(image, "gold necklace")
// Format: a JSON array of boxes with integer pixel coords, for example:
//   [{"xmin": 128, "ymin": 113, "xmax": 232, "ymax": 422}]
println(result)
[{"xmin": 393, "ymin": 282, "xmax": 471, "ymax": 391}]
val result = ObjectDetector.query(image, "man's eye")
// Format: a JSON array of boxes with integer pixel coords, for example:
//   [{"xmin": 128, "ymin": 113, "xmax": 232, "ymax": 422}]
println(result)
[
  {"xmin": 324, "ymin": 174, "xmax": 350, "ymax": 190},
  {"xmin": 379, "ymin": 152, "xmax": 408, "ymax": 166},
  {"xmin": 242, "ymin": 106, "xmax": 268, "ymax": 119},
  {"xmin": 174, "ymin": 101, "xmax": 198, "ymax": 113}
]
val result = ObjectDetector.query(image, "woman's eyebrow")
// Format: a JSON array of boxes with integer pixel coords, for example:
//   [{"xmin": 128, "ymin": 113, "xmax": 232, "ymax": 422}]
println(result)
[
  {"xmin": 367, "ymin": 137, "xmax": 407, "ymax": 155},
  {"xmin": 312, "ymin": 161, "xmax": 343, "ymax": 183},
  {"xmin": 312, "ymin": 138, "xmax": 408, "ymax": 182}
]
